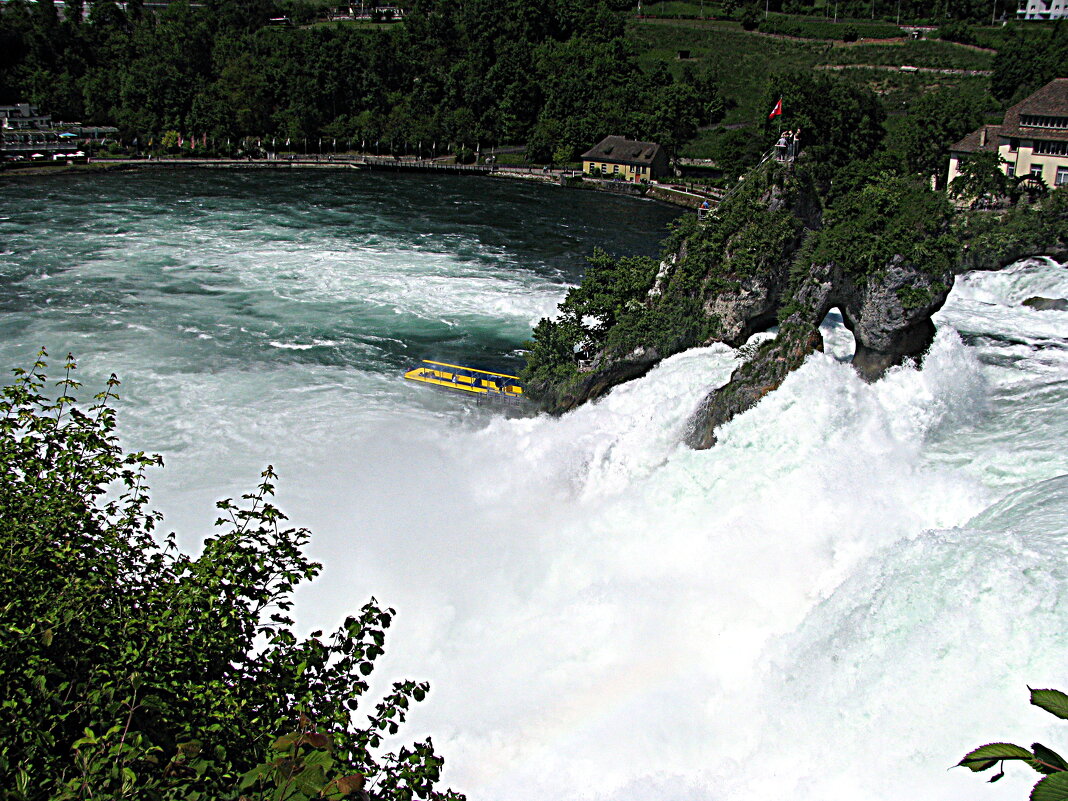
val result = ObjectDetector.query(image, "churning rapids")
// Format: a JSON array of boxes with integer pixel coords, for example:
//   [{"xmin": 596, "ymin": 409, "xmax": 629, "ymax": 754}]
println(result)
[{"xmin": 2, "ymin": 170, "xmax": 1067, "ymax": 801}]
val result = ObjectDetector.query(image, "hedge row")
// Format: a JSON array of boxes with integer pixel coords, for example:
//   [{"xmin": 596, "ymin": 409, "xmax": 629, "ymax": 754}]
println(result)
[{"xmin": 759, "ymin": 17, "xmax": 905, "ymax": 40}]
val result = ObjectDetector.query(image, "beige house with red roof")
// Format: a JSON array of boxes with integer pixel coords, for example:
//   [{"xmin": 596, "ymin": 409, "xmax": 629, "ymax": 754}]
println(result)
[
  {"xmin": 581, "ymin": 136, "xmax": 669, "ymax": 183},
  {"xmin": 947, "ymin": 78, "xmax": 1068, "ymax": 189}
]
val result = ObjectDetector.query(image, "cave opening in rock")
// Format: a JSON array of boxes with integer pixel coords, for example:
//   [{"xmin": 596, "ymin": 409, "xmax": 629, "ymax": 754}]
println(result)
[{"xmin": 820, "ymin": 307, "xmax": 856, "ymax": 362}]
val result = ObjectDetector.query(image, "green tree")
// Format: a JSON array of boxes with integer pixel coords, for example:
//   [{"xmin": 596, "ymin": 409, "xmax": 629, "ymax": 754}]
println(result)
[
  {"xmin": 0, "ymin": 352, "xmax": 464, "ymax": 801},
  {"xmin": 651, "ymin": 82, "xmax": 702, "ymax": 157},
  {"xmin": 815, "ymin": 173, "xmax": 959, "ymax": 280},
  {"xmin": 559, "ymin": 249, "xmax": 659, "ymax": 343},
  {"xmin": 949, "ymin": 149, "xmax": 1010, "ymax": 207},
  {"xmin": 888, "ymin": 87, "xmax": 988, "ymax": 188},
  {"xmin": 763, "ymin": 71, "xmax": 885, "ymax": 186},
  {"xmin": 990, "ymin": 25, "xmax": 1068, "ymax": 105}
]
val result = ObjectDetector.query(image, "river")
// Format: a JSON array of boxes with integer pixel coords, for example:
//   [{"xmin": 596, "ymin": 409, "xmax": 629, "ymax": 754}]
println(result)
[{"xmin": 1, "ymin": 169, "xmax": 1066, "ymax": 801}]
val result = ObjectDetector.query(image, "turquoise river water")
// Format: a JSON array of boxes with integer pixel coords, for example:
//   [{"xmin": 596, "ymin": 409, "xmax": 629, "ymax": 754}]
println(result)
[{"xmin": 1, "ymin": 169, "xmax": 1067, "ymax": 801}]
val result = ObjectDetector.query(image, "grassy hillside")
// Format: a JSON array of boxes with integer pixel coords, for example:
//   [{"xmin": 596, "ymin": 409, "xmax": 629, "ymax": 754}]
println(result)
[
  {"xmin": 628, "ymin": 19, "xmax": 829, "ymax": 121},
  {"xmin": 626, "ymin": 17, "xmax": 998, "ymax": 161}
]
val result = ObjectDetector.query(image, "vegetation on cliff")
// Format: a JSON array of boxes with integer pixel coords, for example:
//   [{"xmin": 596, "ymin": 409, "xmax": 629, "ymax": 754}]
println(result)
[
  {"xmin": 812, "ymin": 174, "xmax": 958, "ymax": 289},
  {"xmin": 523, "ymin": 66, "xmax": 1067, "ymax": 440},
  {"xmin": 956, "ymin": 188, "xmax": 1068, "ymax": 272},
  {"xmin": 523, "ymin": 158, "xmax": 819, "ymax": 411},
  {"xmin": 0, "ymin": 352, "xmax": 462, "ymax": 801}
]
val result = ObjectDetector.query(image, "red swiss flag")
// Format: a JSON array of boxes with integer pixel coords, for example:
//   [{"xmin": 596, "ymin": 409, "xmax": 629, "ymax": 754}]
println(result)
[{"xmin": 768, "ymin": 98, "xmax": 783, "ymax": 119}]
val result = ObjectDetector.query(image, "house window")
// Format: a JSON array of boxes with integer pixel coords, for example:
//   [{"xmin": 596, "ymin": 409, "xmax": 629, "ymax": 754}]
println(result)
[
  {"xmin": 1006, "ymin": 163, "xmax": 1016, "ymax": 178},
  {"xmin": 1021, "ymin": 115, "xmax": 1068, "ymax": 129},
  {"xmin": 613, "ymin": 164, "xmax": 619, "ymax": 173},
  {"xmin": 1031, "ymin": 163, "xmax": 1044, "ymax": 178},
  {"xmin": 1057, "ymin": 166, "xmax": 1068, "ymax": 185},
  {"xmin": 1009, "ymin": 138, "xmax": 1019, "ymax": 152},
  {"xmin": 1034, "ymin": 139, "xmax": 1068, "ymax": 156}
]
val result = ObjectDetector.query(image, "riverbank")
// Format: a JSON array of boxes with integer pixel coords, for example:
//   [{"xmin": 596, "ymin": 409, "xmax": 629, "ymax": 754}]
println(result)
[{"xmin": 1, "ymin": 156, "xmax": 716, "ymax": 210}]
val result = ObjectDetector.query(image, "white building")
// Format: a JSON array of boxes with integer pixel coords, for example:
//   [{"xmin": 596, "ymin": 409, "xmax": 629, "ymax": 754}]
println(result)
[
  {"xmin": 1017, "ymin": 0, "xmax": 1068, "ymax": 20},
  {"xmin": 0, "ymin": 104, "xmax": 68, "ymax": 159}
]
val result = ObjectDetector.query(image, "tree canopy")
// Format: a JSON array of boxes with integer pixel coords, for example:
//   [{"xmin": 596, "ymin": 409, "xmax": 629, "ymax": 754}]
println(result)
[{"xmin": 0, "ymin": 0, "xmax": 719, "ymax": 160}]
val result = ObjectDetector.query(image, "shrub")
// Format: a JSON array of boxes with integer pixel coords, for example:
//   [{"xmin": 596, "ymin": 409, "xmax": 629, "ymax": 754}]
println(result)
[
  {"xmin": 959, "ymin": 687, "xmax": 1068, "ymax": 797},
  {"xmin": 755, "ymin": 16, "xmax": 902, "ymax": 40},
  {"xmin": 936, "ymin": 19, "xmax": 976, "ymax": 46},
  {"xmin": 0, "ymin": 351, "xmax": 463, "ymax": 801},
  {"xmin": 814, "ymin": 173, "xmax": 958, "ymax": 281}
]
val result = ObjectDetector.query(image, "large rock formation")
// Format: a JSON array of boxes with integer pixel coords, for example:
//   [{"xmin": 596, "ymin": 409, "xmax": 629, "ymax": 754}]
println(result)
[{"xmin": 525, "ymin": 157, "xmax": 1066, "ymax": 448}]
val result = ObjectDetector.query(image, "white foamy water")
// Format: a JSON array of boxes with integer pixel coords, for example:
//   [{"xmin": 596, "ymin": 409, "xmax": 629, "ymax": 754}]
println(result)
[
  {"xmin": 2, "ymin": 175, "xmax": 1066, "ymax": 801},
  {"xmin": 279, "ymin": 261, "xmax": 1067, "ymax": 801}
]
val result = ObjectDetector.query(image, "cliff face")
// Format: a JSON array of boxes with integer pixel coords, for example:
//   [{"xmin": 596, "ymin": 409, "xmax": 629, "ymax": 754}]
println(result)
[{"xmin": 525, "ymin": 160, "xmax": 1064, "ymax": 449}]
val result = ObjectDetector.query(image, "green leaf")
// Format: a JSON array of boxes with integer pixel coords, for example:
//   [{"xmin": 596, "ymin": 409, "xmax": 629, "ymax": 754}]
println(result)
[
  {"xmin": 1033, "ymin": 744, "xmax": 1068, "ymax": 774},
  {"xmin": 333, "ymin": 774, "xmax": 365, "ymax": 796},
  {"xmin": 303, "ymin": 732, "xmax": 331, "ymax": 751},
  {"xmin": 1032, "ymin": 689, "xmax": 1068, "ymax": 721},
  {"xmin": 272, "ymin": 732, "xmax": 301, "ymax": 751},
  {"xmin": 295, "ymin": 763, "xmax": 326, "ymax": 795},
  {"xmin": 302, "ymin": 748, "xmax": 333, "ymax": 769},
  {"xmin": 239, "ymin": 765, "xmax": 267, "ymax": 790},
  {"xmin": 1032, "ymin": 772, "xmax": 1068, "ymax": 801},
  {"xmin": 960, "ymin": 743, "xmax": 1035, "ymax": 772},
  {"xmin": 121, "ymin": 766, "xmax": 136, "ymax": 793},
  {"xmin": 177, "ymin": 740, "xmax": 203, "ymax": 757}
]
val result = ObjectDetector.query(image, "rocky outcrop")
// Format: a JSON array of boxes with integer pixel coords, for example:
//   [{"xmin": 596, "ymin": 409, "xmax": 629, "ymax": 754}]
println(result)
[
  {"xmin": 524, "ymin": 347, "xmax": 661, "ymax": 415},
  {"xmin": 526, "ymin": 159, "xmax": 1067, "ymax": 447},
  {"xmin": 686, "ymin": 323, "xmax": 824, "ymax": 449},
  {"xmin": 832, "ymin": 255, "xmax": 953, "ymax": 382},
  {"xmin": 1023, "ymin": 296, "xmax": 1068, "ymax": 311},
  {"xmin": 679, "ymin": 247, "xmax": 956, "ymax": 447}
]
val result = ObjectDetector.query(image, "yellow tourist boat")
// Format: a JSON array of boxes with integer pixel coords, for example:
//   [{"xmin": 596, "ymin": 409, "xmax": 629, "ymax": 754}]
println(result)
[{"xmin": 404, "ymin": 360, "xmax": 524, "ymax": 403}]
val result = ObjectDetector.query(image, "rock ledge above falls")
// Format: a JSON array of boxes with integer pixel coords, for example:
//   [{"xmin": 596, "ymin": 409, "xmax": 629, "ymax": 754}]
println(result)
[{"xmin": 523, "ymin": 159, "xmax": 1068, "ymax": 449}]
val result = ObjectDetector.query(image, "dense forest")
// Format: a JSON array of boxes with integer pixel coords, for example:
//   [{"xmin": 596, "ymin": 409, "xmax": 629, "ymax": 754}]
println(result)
[
  {"xmin": 0, "ymin": 0, "xmax": 727, "ymax": 160},
  {"xmin": 4, "ymin": 0, "xmax": 1068, "ymax": 163}
]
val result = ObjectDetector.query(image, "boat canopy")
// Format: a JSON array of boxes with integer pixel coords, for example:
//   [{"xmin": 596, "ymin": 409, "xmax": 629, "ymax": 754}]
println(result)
[{"xmin": 404, "ymin": 360, "xmax": 523, "ymax": 400}]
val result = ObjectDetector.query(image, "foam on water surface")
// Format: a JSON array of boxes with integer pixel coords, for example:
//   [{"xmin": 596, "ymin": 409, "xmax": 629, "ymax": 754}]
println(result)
[{"xmin": 1, "ymin": 173, "xmax": 1067, "ymax": 801}]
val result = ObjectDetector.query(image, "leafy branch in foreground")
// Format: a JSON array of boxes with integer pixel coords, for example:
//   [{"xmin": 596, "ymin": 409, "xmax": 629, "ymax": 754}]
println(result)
[
  {"xmin": 0, "ymin": 349, "xmax": 463, "ymax": 801},
  {"xmin": 959, "ymin": 688, "xmax": 1068, "ymax": 799}
]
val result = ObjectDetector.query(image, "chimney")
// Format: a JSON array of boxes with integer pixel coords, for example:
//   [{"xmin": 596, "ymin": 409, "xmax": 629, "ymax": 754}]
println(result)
[{"xmin": 980, "ymin": 127, "xmax": 987, "ymax": 146}]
